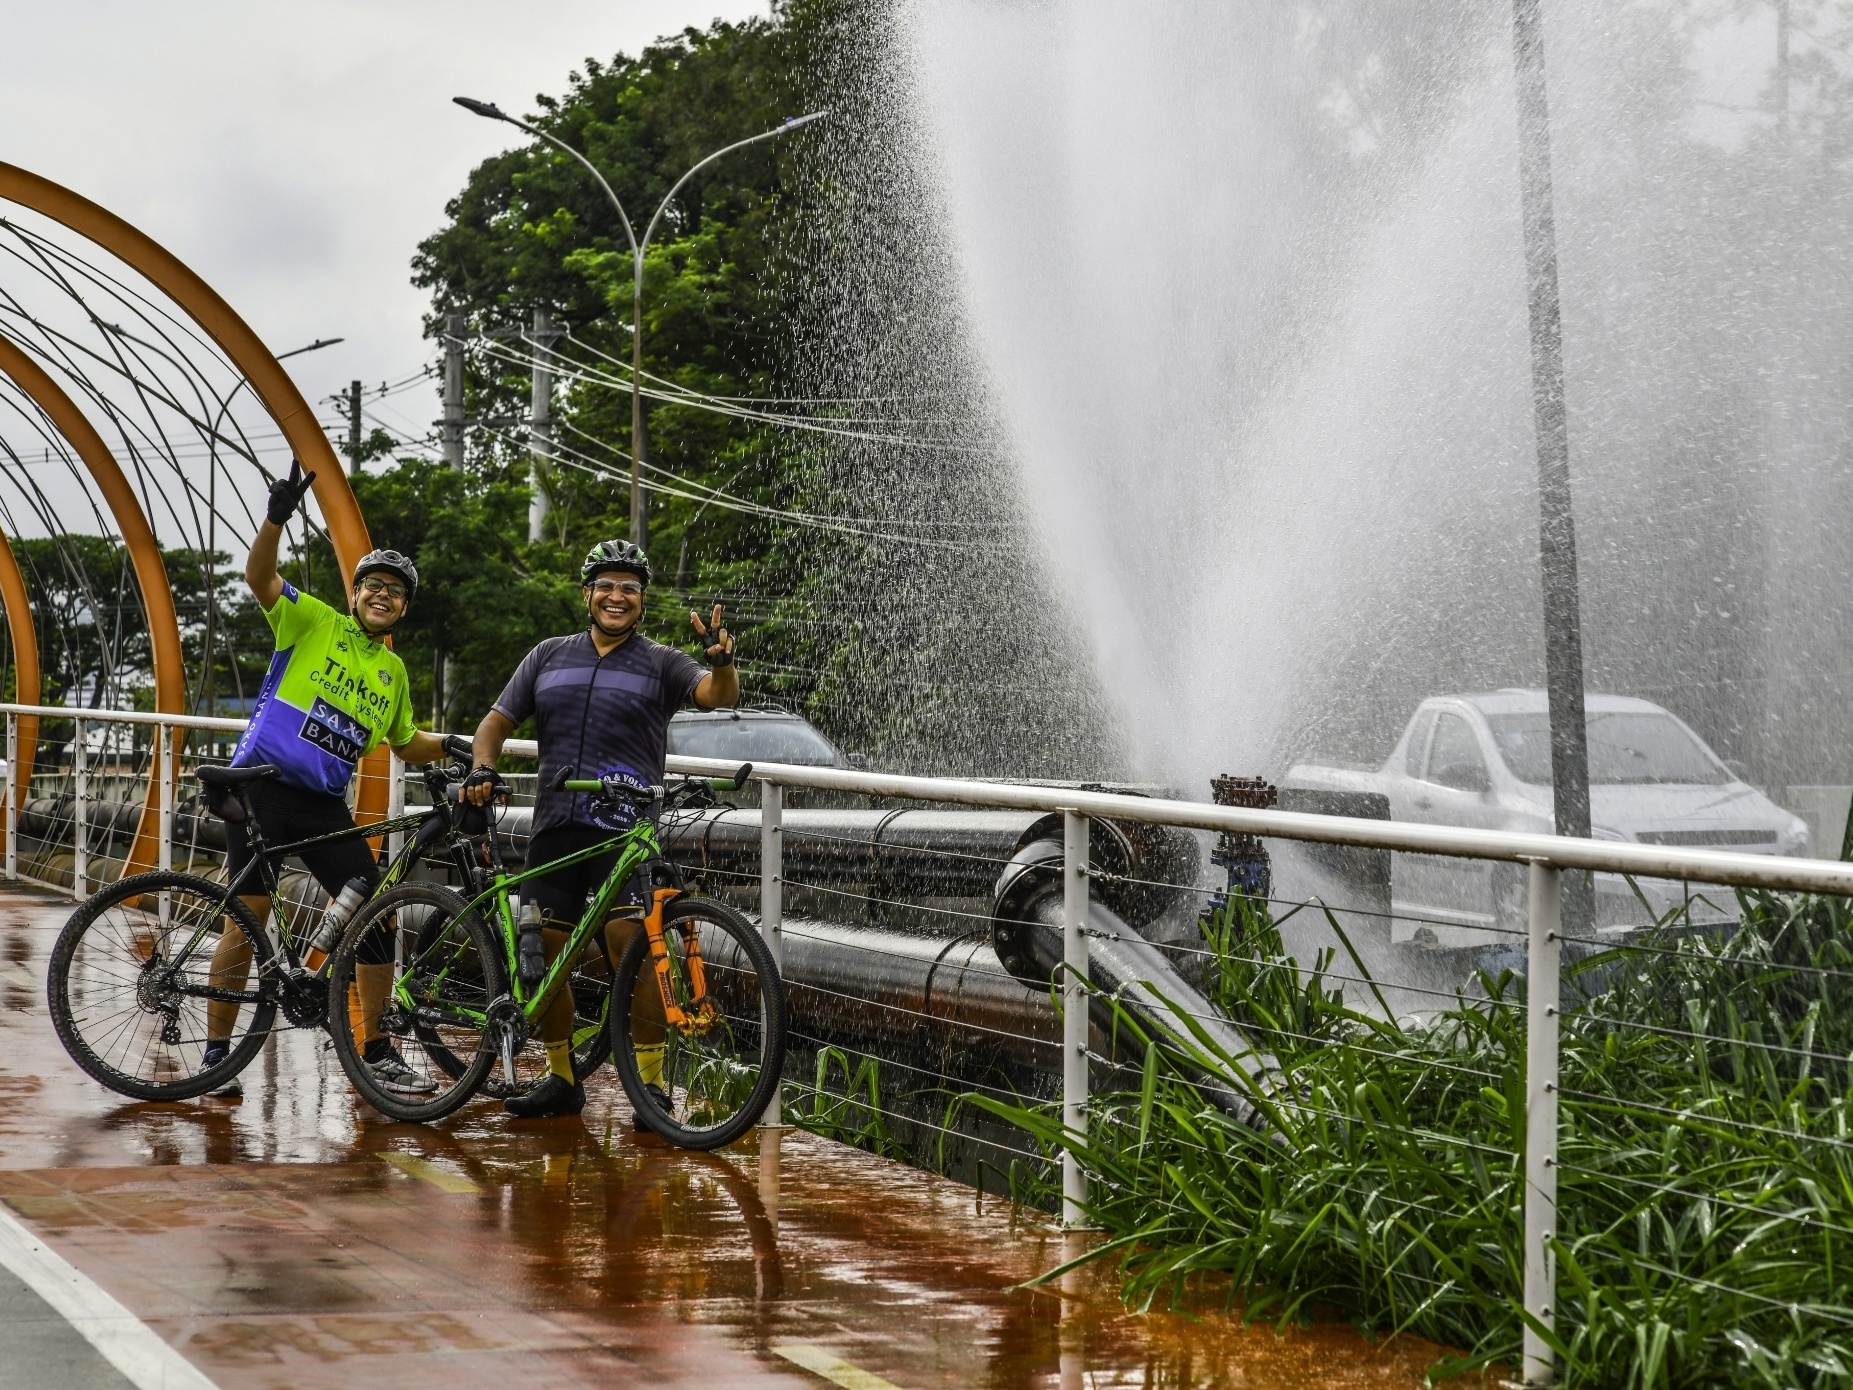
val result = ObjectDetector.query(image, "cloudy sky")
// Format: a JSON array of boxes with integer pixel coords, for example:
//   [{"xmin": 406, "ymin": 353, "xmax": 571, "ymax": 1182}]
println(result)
[{"xmin": 1, "ymin": 1, "xmax": 768, "ymax": 449}]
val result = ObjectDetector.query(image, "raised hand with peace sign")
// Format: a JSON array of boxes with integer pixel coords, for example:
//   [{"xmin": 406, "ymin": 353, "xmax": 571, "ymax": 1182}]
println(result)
[{"xmin": 690, "ymin": 604, "xmax": 735, "ymax": 668}]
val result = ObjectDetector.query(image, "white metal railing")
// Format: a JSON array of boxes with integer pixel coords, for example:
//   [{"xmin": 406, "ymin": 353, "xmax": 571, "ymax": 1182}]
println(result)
[
  {"xmin": 8, "ymin": 709, "xmax": 1853, "ymax": 1386},
  {"xmin": 3, "ymin": 704, "xmax": 291, "ymax": 897},
  {"xmin": 647, "ymin": 751, "xmax": 1853, "ymax": 1389}
]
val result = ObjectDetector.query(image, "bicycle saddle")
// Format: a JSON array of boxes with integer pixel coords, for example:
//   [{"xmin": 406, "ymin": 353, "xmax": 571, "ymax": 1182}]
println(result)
[{"xmin": 197, "ymin": 764, "xmax": 282, "ymax": 788}]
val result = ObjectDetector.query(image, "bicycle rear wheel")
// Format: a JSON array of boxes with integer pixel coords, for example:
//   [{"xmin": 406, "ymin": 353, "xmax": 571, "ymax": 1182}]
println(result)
[
  {"xmin": 47, "ymin": 872, "xmax": 275, "ymax": 1101},
  {"xmin": 327, "ymin": 882, "xmax": 503, "ymax": 1122},
  {"xmin": 611, "ymin": 896, "xmax": 786, "ymax": 1150}
]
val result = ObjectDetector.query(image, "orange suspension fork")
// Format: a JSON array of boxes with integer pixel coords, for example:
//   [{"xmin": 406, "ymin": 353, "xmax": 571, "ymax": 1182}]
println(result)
[{"xmin": 645, "ymin": 888, "xmax": 711, "ymax": 1028}]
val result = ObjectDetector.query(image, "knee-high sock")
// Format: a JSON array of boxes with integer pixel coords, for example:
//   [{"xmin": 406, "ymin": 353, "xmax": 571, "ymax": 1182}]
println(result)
[
  {"xmin": 355, "ymin": 963, "xmax": 394, "ymax": 1049},
  {"xmin": 603, "ymin": 915, "xmax": 668, "ymax": 1050},
  {"xmin": 205, "ymin": 895, "xmax": 268, "ymax": 1041},
  {"xmin": 538, "ymin": 926, "xmax": 578, "ymax": 1081}
]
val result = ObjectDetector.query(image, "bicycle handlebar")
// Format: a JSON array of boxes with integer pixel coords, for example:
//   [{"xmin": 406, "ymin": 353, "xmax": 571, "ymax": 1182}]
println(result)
[{"xmin": 561, "ymin": 762, "xmax": 753, "ymax": 802}]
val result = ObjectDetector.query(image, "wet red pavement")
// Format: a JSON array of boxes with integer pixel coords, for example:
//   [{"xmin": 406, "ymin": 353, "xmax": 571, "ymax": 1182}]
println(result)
[{"xmin": 0, "ymin": 885, "xmax": 1463, "ymax": 1388}]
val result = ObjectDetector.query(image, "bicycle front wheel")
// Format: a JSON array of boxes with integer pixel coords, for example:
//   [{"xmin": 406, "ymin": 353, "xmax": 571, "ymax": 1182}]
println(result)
[
  {"xmin": 327, "ymin": 882, "xmax": 504, "ymax": 1123},
  {"xmin": 612, "ymin": 896, "xmax": 786, "ymax": 1150},
  {"xmin": 48, "ymin": 872, "xmax": 275, "ymax": 1101}
]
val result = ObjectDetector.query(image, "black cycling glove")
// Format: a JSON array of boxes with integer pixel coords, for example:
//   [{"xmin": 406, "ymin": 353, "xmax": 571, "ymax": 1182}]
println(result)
[
  {"xmin": 267, "ymin": 458, "xmax": 317, "ymax": 526},
  {"xmin": 461, "ymin": 766, "xmax": 506, "ymax": 795}
]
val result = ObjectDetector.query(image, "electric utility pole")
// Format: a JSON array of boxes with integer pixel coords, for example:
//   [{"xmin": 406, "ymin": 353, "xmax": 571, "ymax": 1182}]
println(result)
[
  {"xmin": 442, "ymin": 311, "xmax": 465, "ymax": 468},
  {"xmin": 346, "ymin": 381, "xmax": 363, "ymax": 474},
  {"xmin": 1512, "ymin": 0, "xmax": 1594, "ymax": 940},
  {"xmin": 528, "ymin": 308, "xmax": 558, "ymax": 543}
]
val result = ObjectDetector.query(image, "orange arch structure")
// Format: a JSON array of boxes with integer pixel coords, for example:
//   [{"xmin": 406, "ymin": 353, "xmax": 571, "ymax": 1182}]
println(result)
[
  {"xmin": 0, "ymin": 334, "xmax": 183, "ymax": 873},
  {"xmin": 0, "ymin": 162, "xmax": 393, "ymax": 828},
  {"xmin": 0, "ymin": 525, "xmax": 39, "ymax": 813}
]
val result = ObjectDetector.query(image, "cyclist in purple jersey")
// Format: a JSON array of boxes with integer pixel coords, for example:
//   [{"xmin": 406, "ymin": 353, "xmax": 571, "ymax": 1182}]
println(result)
[{"xmin": 466, "ymin": 539, "xmax": 738, "ymax": 1118}]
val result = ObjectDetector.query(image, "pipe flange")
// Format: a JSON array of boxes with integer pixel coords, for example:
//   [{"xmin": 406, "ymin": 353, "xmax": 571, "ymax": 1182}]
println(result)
[{"xmin": 991, "ymin": 838, "xmax": 1064, "ymax": 990}]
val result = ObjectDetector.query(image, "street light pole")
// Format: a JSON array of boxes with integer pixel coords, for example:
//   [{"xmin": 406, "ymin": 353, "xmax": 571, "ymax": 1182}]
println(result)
[
  {"xmin": 454, "ymin": 97, "xmax": 826, "ymax": 547},
  {"xmin": 1511, "ymin": 0, "xmax": 1593, "ymax": 948}
]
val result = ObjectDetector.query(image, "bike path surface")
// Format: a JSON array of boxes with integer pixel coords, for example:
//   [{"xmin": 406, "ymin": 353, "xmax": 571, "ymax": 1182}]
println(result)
[{"xmin": 0, "ymin": 885, "xmax": 1456, "ymax": 1389}]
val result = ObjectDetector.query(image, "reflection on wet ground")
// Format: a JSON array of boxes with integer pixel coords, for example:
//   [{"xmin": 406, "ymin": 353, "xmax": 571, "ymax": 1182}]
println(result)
[{"xmin": 0, "ymin": 887, "xmax": 1460, "ymax": 1387}]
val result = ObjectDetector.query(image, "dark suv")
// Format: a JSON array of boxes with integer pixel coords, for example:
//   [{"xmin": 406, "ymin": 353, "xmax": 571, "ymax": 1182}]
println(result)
[{"xmin": 666, "ymin": 706, "xmax": 852, "ymax": 768}]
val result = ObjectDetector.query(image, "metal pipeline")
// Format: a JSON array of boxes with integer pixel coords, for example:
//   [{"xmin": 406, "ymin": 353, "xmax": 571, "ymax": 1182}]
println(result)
[{"xmin": 993, "ymin": 836, "xmax": 1275, "ymax": 1126}]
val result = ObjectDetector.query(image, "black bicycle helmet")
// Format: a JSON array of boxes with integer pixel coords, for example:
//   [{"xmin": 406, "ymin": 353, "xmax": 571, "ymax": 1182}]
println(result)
[
  {"xmin": 580, "ymin": 539, "xmax": 651, "ymax": 586},
  {"xmin": 352, "ymin": 548, "xmax": 418, "ymax": 600}
]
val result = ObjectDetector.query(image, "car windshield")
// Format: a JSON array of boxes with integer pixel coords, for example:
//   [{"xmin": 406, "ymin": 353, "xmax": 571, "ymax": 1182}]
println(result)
[
  {"xmin": 1486, "ymin": 712, "xmax": 1727, "ymax": 786},
  {"xmin": 667, "ymin": 718, "xmax": 843, "ymax": 767}
]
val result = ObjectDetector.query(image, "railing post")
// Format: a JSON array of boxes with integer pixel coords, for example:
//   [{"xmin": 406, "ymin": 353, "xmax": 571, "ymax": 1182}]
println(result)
[
  {"xmin": 760, "ymin": 778, "xmax": 783, "ymax": 1127},
  {"xmin": 4, "ymin": 711, "xmax": 14, "ymax": 880},
  {"xmin": 72, "ymin": 717, "xmax": 86, "ymax": 899},
  {"xmin": 1524, "ymin": 859, "xmax": 1561, "ymax": 1386},
  {"xmin": 1062, "ymin": 809, "xmax": 1090, "ymax": 1229},
  {"xmin": 157, "ymin": 722, "xmax": 173, "ymax": 872}
]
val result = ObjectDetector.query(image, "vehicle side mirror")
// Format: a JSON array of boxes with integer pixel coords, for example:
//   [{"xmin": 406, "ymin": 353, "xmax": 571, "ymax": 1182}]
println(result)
[{"xmin": 1434, "ymin": 760, "xmax": 1491, "ymax": 794}]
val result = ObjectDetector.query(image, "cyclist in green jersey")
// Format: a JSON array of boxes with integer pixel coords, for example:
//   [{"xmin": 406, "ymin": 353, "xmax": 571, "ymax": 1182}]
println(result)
[{"xmin": 203, "ymin": 461, "xmax": 451, "ymax": 1097}]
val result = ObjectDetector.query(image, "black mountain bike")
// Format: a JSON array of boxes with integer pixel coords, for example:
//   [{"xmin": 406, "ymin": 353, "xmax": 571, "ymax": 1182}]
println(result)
[
  {"xmin": 46, "ymin": 736, "xmax": 491, "ymax": 1102},
  {"xmin": 323, "ymin": 764, "xmax": 786, "ymax": 1150}
]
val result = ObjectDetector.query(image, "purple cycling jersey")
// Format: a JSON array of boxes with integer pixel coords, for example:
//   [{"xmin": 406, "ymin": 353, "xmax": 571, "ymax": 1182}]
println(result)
[{"xmin": 492, "ymin": 630, "xmax": 705, "ymax": 834}]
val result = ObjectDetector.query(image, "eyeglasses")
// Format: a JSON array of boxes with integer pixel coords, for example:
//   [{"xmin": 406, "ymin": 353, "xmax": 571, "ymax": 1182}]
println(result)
[
  {"xmin": 357, "ymin": 576, "xmax": 408, "ymax": 600},
  {"xmin": 589, "ymin": 579, "xmax": 644, "ymax": 597}
]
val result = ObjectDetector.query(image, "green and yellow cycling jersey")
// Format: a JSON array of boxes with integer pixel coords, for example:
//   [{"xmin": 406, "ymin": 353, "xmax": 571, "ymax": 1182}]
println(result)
[{"xmin": 227, "ymin": 581, "xmax": 417, "ymax": 797}]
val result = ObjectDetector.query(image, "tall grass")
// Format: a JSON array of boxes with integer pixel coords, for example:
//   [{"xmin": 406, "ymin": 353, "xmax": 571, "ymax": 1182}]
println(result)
[{"xmin": 974, "ymin": 892, "xmax": 1853, "ymax": 1387}]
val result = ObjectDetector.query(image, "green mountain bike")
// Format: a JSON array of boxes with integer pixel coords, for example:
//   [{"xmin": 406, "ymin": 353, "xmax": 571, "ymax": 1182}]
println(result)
[{"xmin": 322, "ymin": 763, "xmax": 787, "ymax": 1150}]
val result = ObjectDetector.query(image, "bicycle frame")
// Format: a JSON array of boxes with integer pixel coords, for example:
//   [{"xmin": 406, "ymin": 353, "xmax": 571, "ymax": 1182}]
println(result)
[
  {"xmin": 444, "ymin": 818, "xmax": 667, "ymax": 1026},
  {"xmin": 388, "ymin": 768, "xmax": 751, "ymax": 1057}
]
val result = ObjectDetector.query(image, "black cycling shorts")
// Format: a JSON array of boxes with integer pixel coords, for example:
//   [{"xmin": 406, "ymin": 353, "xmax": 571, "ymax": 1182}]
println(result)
[
  {"xmin": 522, "ymin": 822, "xmax": 644, "ymax": 932},
  {"xmin": 224, "ymin": 779, "xmax": 388, "ymax": 963}
]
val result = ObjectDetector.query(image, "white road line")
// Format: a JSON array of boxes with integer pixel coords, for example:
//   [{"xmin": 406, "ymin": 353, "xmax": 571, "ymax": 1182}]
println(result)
[
  {"xmin": 0, "ymin": 1203, "xmax": 217, "ymax": 1390},
  {"xmin": 378, "ymin": 1152, "xmax": 481, "ymax": 1193},
  {"xmin": 771, "ymin": 1342, "xmax": 903, "ymax": 1390}
]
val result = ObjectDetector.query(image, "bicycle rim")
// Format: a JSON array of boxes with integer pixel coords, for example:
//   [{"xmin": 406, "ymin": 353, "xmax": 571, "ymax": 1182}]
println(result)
[
  {"xmin": 612, "ymin": 897, "xmax": 786, "ymax": 1150},
  {"xmin": 48, "ymin": 872, "xmax": 275, "ymax": 1101},
  {"xmin": 328, "ymin": 883, "xmax": 502, "ymax": 1123}
]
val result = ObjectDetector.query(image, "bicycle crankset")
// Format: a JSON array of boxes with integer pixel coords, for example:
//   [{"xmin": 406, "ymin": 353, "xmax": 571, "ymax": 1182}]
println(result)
[
  {"xmin": 484, "ymin": 994, "xmax": 529, "ymax": 1086},
  {"xmin": 277, "ymin": 968, "xmax": 329, "ymax": 1028}
]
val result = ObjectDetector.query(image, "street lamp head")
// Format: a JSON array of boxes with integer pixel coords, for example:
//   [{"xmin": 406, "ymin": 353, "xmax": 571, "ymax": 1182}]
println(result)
[
  {"xmin": 453, "ymin": 96, "xmax": 508, "ymax": 122},
  {"xmin": 781, "ymin": 110, "xmax": 829, "ymax": 131},
  {"xmin": 275, "ymin": 337, "xmax": 343, "ymax": 361}
]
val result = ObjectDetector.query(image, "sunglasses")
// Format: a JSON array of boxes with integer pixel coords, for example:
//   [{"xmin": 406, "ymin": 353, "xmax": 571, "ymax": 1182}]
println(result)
[{"xmin": 357, "ymin": 576, "xmax": 408, "ymax": 601}]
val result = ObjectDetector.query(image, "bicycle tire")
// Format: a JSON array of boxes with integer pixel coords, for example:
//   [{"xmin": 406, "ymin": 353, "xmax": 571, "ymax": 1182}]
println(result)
[
  {"xmin": 611, "ymin": 895, "xmax": 786, "ymax": 1150},
  {"xmin": 48, "ymin": 871, "xmax": 276, "ymax": 1101},
  {"xmin": 326, "ymin": 882, "xmax": 503, "ymax": 1123}
]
